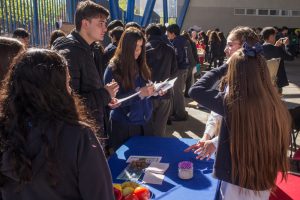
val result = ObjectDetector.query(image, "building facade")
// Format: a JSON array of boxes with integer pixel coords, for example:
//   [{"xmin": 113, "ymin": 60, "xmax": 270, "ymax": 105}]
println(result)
[{"xmin": 180, "ymin": 0, "xmax": 300, "ymax": 33}]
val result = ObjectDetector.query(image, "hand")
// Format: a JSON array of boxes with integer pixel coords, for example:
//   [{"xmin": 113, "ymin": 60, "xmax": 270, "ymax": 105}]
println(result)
[
  {"xmin": 158, "ymin": 89, "xmax": 167, "ymax": 96},
  {"xmin": 108, "ymin": 98, "xmax": 120, "ymax": 109},
  {"xmin": 194, "ymin": 140, "xmax": 216, "ymax": 160},
  {"xmin": 104, "ymin": 79, "xmax": 119, "ymax": 98},
  {"xmin": 184, "ymin": 142, "xmax": 204, "ymax": 153},
  {"xmin": 139, "ymin": 85, "xmax": 154, "ymax": 98}
]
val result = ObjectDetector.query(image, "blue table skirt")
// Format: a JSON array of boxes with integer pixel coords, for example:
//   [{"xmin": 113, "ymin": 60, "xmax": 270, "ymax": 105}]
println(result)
[{"xmin": 108, "ymin": 136, "xmax": 218, "ymax": 200}]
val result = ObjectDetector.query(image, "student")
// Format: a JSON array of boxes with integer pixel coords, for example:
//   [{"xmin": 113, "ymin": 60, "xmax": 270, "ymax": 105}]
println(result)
[
  {"xmin": 261, "ymin": 27, "xmax": 294, "ymax": 94},
  {"xmin": 185, "ymin": 26, "xmax": 247, "ymax": 160},
  {"xmin": 166, "ymin": 24, "xmax": 190, "ymax": 121},
  {"xmin": 144, "ymin": 23, "xmax": 178, "ymax": 137},
  {"xmin": 104, "ymin": 27, "xmax": 154, "ymax": 150},
  {"xmin": 0, "ymin": 49, "xmax": 114, "ymax": 200},
  {"xmin": 103, "ymin": 26, "xmax": 124, "ymax": 68},
  {"xmin": 13, "ymin": 28, "xmax": 30, "ymax": 48},
  {"xmin": 0, "ymin": 37, "xmax": 24, "ymax": 82},
  {"xmin": 189, "ymin": 27, "xmax": 291, "ymax": 199},
  {"xmin": 52, "ymin": 1, "xmax": 119, "ymax": 148}
]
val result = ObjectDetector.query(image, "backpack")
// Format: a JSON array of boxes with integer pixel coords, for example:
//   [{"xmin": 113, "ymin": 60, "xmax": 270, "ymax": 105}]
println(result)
[{"xmin": 172, "ymin": 36, "xmax": 190, "ymax": 69}]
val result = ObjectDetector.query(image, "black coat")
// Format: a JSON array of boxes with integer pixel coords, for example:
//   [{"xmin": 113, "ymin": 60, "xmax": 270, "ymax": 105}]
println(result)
[
  {"xmin": 0, "ymin": 122, "xmax": 114, "ymax": 200},
  {"xmin": 52, "ymin": 31, "xmax": 111, "ymax": 135},
  {"xmin": 103, "ymin": 42, "xmax": 117, "ymax": 68},
  {"xmin": 262, "ymin": 43, "xmax": 294, "ymax": 88},
  {"xmin": 146, "ymin": 35, "xmax": 178, "ymax": 98}
]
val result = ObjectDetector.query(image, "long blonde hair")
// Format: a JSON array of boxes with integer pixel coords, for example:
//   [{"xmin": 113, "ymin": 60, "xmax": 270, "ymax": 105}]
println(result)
[{"xmin": 225, "ymin": 48, "xmax": 291, "ymax": 191}]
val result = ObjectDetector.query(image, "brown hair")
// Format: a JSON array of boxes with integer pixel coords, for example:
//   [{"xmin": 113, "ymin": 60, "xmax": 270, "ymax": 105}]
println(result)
[
  {"xmin": 110, "ymin": 27, "xmax": 151, "ymax": 90},
  {"xmin": 0, "ymin": 37, "xmax": 24, "ymax": 82},
  {"xmin": 49, "ymin": 30, "xmax": 66, "ymax": 48},
  {"xmin": 75, "ymin": 0, "xmax": 109, "ymax": 31},
  {"xmin": 225, "ymin": 48, "xmax": 291, "ymax": 191}
]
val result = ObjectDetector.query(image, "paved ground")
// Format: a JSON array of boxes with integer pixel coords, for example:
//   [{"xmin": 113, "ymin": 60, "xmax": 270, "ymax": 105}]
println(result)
[{"xmin": 166, "ymin": 57, "xmax": 300, "ymax": 141}]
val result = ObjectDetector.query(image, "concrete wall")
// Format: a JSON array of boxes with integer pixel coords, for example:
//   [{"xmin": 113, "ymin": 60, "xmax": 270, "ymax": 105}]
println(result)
[{"xmin": 181, "ymin": 0, "xmax": 300, "ymax": 34}]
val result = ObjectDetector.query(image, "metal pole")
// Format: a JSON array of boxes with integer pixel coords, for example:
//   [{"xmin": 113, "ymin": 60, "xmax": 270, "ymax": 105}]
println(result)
[
  {"xmin": 163, "ymin": 0, "xmax": 168, "ymax": 25},
  {"xmin": 109, "ymin": 0, "xmax": 120, "ymax": 20},
  {"xmin": 32, "ymin": 0, "xmax": 40, "ymax": 46},
  {"xmin": 141, "ymin": 0, "xmax": 156, "ymax": 27},
  {"xmin": 177, "ymin": 0, "xmax": 190, "ymax": 29},
  {"xmin": 125, "ymin": 0, "xmax": 135, "ymax": 23}
]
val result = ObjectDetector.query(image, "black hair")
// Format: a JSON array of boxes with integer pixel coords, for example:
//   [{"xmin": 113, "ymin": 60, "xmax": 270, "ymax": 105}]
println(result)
[
  {"xmin": 145, "ymin": 23, "xmax": 162, "ymax": 37},
  {"xmin": 75, "ymin": 0, "xmax": 109, "ymax": 31},
  {"xmin": 166, "ymin": 24, "xmax": 180, "ymax": 36},
  {"xmin": 157, "ymin": 24, "xmax": 167, "ymax": 36},
  {"xmin": 125, "ymin": 22, "xmax": 141, "ymax": 30},
  {"xmin": 13, "ymin": 28, "xmax": 30, "ymax": 38},
  {"xmin": 107, "ymin": 20, "xmax": 124, "ymax": 32},
  {"xmin": 109, "ymin": 26, "xmax": 124, "ymax": 42},
  {"xmin": 0, "ymin": 49, "xmax": 96, "ymax": 186},
  {"xmin": 261, "ymin": 27, "xmax": 276, "ymax": 40}
]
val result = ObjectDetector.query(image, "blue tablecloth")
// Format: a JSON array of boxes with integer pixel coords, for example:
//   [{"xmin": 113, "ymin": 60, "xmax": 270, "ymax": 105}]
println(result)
[{"xmin": 108, "ymin": 136, "xmax": 218, "ymax": 200}]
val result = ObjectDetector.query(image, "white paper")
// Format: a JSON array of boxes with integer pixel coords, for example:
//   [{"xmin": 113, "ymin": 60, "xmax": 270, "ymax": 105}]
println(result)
[
  {"xmin": 118, "ymin": 91, "xmax": 141, "ymax": 104},
  {"xmin": 143, "ymin": 171, "xmax": 165, "ymax": 185},
  {"xmin": 126, "ymin": 156, "xmax": 162, "ymax": 164},
  {"xmin": 145, "ymin": 162, "xmax": 169, "ymax": 174},
  {"xmin": 152, "ymin": 77, "xmax": 178, "ymax": 96}
]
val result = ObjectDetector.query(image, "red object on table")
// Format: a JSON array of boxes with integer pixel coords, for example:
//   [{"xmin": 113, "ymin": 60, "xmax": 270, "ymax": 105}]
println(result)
[{"xmin": 269, "ymin": 173, "xmax": 300, "ymax": 200}]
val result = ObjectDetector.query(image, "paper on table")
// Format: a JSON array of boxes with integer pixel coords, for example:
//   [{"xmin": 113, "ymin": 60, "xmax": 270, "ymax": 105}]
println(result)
[
  {"xmin": 145, "ymin": 162, "xmax": 169, "ymax": 174},
  {"xmin": 118, "ymin": 91, "xmax": 141, "ymax": 104},
  {"xmin": 126, "ymin": 155, "xmax": 162, "ymax": 164},
  {"xmin": 143, "ymin": 171, "xmax": 165, "ymax": 185}
]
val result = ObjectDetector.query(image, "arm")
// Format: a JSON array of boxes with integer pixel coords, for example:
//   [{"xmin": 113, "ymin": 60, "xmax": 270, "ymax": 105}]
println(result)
[
  {"xmin": 103, "ymin": 67, "xmax": 141, "ymax": 108},
  {"xmin": 77, "ymin": 129, "xmax": 114, "ymax": 200},
  {"xmin": 62, "ymin": 49, "xmax": 112, "ymax": 107},
  {"xmin": 188, "ymin": 64, "xmax": 227, "ymax": 116}
]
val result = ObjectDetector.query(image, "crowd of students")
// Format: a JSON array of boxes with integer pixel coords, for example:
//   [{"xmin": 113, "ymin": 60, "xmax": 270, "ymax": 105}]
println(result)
[{"xmin": 0, "ymin": 0, "xmax": 299, "ymax": 199}]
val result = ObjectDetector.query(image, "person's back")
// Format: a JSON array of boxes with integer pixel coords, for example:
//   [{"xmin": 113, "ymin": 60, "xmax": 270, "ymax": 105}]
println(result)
[
  {"xmin": 0, "ymin": 49, "xmax": 114, "ymax": 200},
  {"xmin": 146, "ymin": 36, "xmax": 177, "ymax": 84},
  {"xmin": 1, "ymin": 123, "xmax": 113, "ymax": 200}
]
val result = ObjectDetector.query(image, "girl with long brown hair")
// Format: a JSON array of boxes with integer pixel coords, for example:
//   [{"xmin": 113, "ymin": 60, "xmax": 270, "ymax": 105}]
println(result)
[
  {"xmin": 104, "ymin": 27, "xmax": 154, "ymax": 150},
  {"xmin": 189, "ymin": 27, "xmax": 291, "ymax": 199}
]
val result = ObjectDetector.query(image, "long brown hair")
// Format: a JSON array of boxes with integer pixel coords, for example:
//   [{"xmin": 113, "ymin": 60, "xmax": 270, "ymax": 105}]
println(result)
[
  {"xmin": 225, "ymin": 47, "xmax": 291, "ymax": 190},
  {"xmin": 110, "ymin": 27, "xmax": 151, "ymax": 90}
]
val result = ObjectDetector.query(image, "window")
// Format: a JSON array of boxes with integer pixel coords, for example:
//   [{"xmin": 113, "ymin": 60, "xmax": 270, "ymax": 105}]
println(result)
[
  {"xmin": 234, "ymin": 8, "xmax": 245, "ymax": 15},
  {"xmin": 281, "ymin": 10, "xmax": 289, "ymax": 16},
  {"xmin": 246, "ymin": 9, "xmax": 256, "ymax": 15},
  {"xmin": 270, "ymin": 10, "xmax": 280, "ymax": 16},
  {"xmin": 258, "ymin": 9, "xmax": 269, "ymax": 15},
  {"xmin": 292, "ymin": 10, "xmax": 300, "ymax": 16}
]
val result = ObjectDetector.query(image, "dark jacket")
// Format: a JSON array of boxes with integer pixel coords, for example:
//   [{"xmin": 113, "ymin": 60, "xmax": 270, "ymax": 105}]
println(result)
[
  {"xmin": 209, "ymin": 40, "xmax": 220, "ymax": 58},
  {"xmin": 0, "ymin": 122, "xmax": 114, "ymax": 200},
  {"xmin": 145, "ymin": 35, "xmax": 178, "ymax": 99},
  {"xmin": 190, "ymin": 40, "xmax": 200, "ymax": 65},
  {"xmin": 171, "ymin": 35, "xmax": 190, "ymax": 70},
  {"xmin": 104, "ymin": 66, "xmax": 153, "ymax": 125},
  {"xmin": 189, "ymin": 64, "xmax": 236, "ymax": 185},
  {"xmin": 103, "ymin": 42, "xmax": 117, "ymax": 68},
  {"xmin": 262, "ymin": 43, "xmax": 294, "ymax": 88},
  {"xmin": 52, "ymin": 31, "xmax": 111, "ymax": 135}
]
